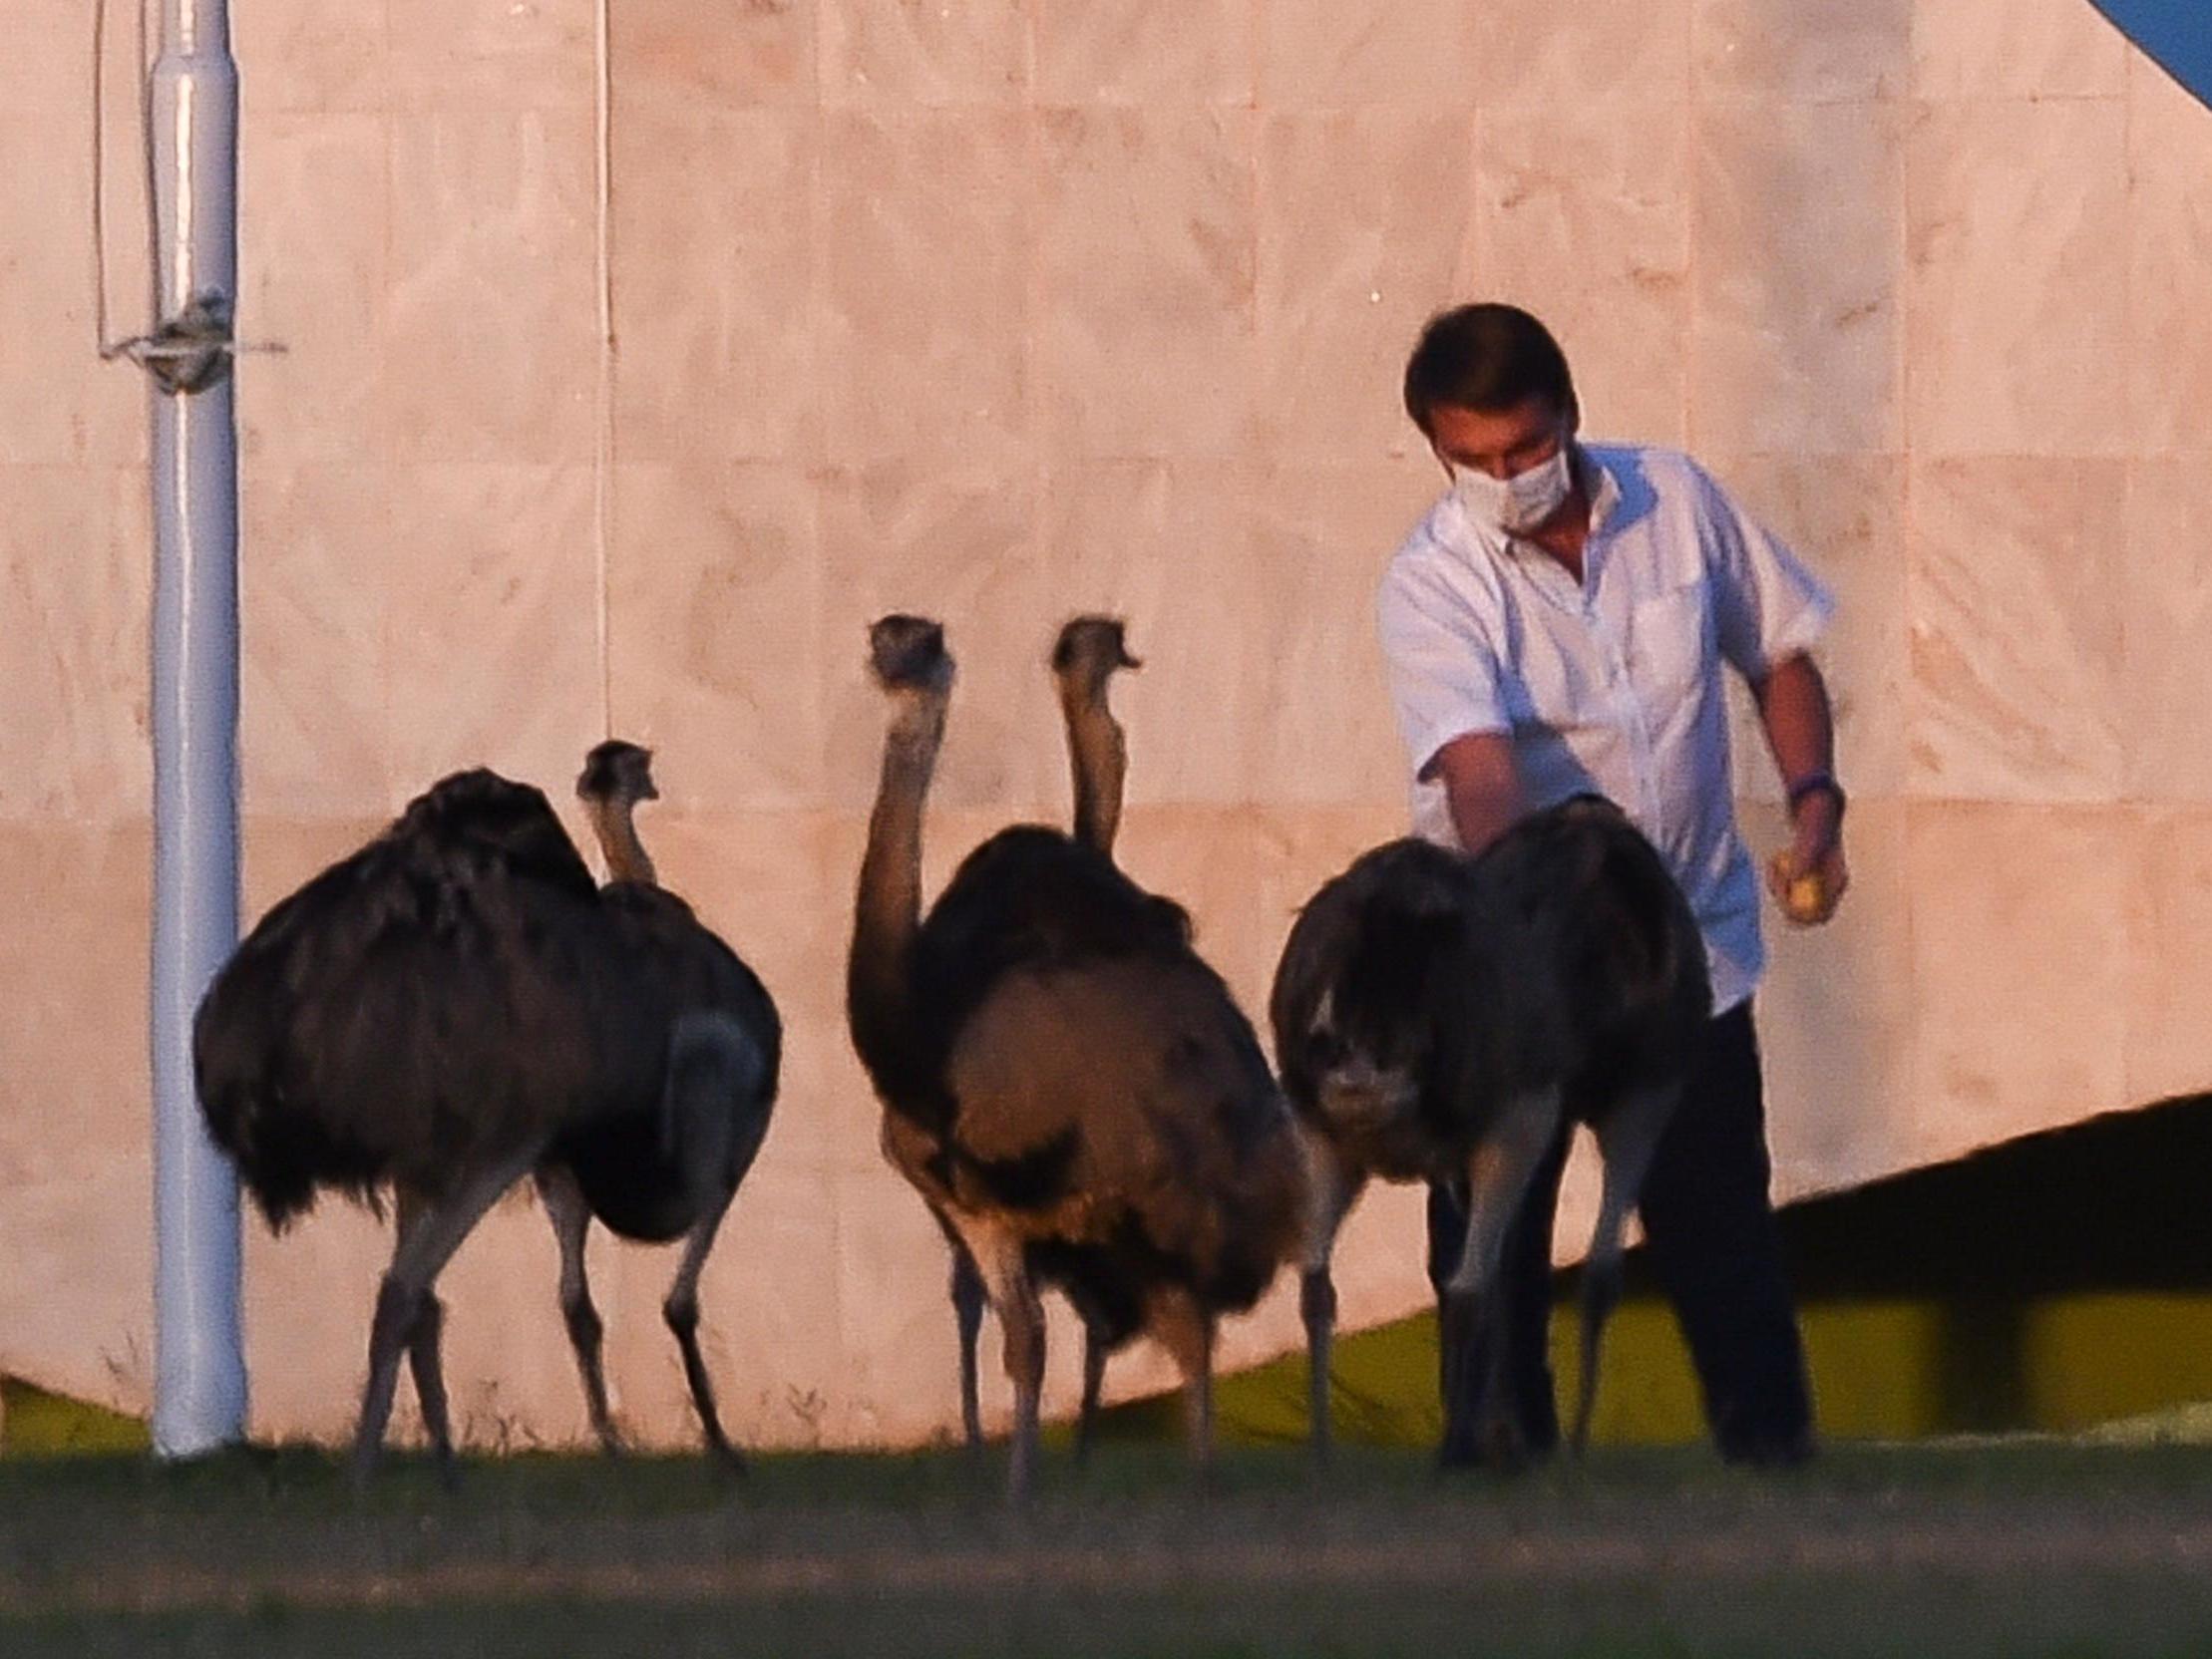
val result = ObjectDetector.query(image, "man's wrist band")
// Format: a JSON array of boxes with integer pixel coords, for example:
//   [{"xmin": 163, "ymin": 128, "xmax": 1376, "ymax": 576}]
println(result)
[{"xmin": 1785, "ymin": 771, "xmax": 1846, "ymax": 821}]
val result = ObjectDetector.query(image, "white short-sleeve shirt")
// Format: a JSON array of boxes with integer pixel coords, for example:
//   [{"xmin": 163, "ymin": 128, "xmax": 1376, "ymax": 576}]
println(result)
[{"xmin": 1375, "ymin": 442, "xmax": 1834, "ymax": 1013}]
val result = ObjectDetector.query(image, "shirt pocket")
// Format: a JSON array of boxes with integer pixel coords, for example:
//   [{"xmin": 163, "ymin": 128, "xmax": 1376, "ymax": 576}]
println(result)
[{"xmin": 1628, "ymin": 581, "xmax": 1712, "ymax": 706}]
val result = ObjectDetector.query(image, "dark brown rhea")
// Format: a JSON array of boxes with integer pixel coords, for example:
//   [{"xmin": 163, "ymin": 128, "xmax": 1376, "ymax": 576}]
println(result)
[
  {"xmin": 869, "ymin": 615, "xmax": 951, "ymax": 690},
  {"xmin": 576, "ymin": 739, "xmax": 658, "ymax": 804},
  {"xmin": 1051, "ymin": 615, "xmax": 1141, "ymax": 680}
]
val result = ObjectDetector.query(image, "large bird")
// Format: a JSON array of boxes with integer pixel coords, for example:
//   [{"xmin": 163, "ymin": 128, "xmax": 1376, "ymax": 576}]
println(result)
[
  {"xmin": 1272, "ymin": 796, "xmax": 1708, "ymax": 1466},
  {"xmin": 848, "ymin": 616, "xmax": 1301, "ymax": 1498},
  {"xmin": 194, "ymin": 767, "xmax": 771, "ymax": 1483},
  {"xmin": 540, "ymin": 739, "xmax": 781, "ymax": 1469}
]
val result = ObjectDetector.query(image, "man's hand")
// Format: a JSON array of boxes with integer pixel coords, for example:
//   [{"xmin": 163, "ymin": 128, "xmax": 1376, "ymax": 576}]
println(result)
[
  {"xmin": 1766, "ymin": 787, "xmax": 1847, "ymax": 926},
  {"xmin": 1751, "ymin": 653, "xmax": 1846, "ymax": 926}
]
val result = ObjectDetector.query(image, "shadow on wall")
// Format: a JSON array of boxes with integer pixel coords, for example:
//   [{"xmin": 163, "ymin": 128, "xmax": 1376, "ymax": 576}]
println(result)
[
  {"xmin": 19, "ymin": 1095, "xmax": 2212, "ymax": 1455},
  {"xmin": 1095, "ymin": 1093, "xmax": 2212, "ymax": 1447}
]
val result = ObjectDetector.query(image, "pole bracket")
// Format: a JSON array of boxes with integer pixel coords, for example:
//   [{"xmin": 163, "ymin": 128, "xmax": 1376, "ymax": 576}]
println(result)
[{"xmin": 105, "ymin": 288, "xmax": 284, "ymax": 395}]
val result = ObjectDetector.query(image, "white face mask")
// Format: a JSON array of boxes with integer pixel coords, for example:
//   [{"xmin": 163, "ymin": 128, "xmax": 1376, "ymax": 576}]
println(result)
[{"xmin": 1450, "ymin": 442, "xmax": 1575, "ymax": 536}]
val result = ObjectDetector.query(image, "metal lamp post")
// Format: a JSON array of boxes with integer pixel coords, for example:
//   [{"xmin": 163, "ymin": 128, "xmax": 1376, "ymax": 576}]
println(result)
[{"xmin": 144, "ymin": 0, "xmax": 246, "ymax": 1459}]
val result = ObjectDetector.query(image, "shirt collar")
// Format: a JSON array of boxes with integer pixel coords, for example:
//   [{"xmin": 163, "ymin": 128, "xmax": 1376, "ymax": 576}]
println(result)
[{"xmin": 1578, "ymin": 444, "xmax": 1622, "ymax": 537}]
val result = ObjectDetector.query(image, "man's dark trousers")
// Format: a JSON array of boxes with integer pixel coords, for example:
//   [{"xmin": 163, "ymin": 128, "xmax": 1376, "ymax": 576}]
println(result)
[{"xmin": 1425, "ymin": 1000, "xmax": 1814, "ymax": 1465}]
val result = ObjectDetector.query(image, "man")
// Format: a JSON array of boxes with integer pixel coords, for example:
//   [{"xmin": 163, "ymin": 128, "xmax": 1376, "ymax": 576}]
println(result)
[{"xmin": 1376, "ymin": 303, "xmax": 1846, "ymax": 1467}]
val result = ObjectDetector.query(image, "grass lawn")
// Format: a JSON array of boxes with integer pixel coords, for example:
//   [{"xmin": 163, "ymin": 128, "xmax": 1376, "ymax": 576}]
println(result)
[{"xmin": 9, "ymin": 1440, "xmax": 2212, "ymax": 1656}]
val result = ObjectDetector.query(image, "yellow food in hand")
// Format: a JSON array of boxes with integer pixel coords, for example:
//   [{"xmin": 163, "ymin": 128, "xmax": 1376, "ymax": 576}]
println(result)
[
  {"xmin": 1783, "ymin": 872, "xmax": 1826, "ymax": 924},
  {"xmin": 1768, "ymin": 850, "xmax": 1828, "ymax": 923}
]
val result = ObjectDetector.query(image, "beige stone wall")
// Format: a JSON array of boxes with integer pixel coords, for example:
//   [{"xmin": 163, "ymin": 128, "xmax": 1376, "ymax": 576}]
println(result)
[{"xmin": 3, "ymin": 0, "xmax": 2207, "ymax": 1450}]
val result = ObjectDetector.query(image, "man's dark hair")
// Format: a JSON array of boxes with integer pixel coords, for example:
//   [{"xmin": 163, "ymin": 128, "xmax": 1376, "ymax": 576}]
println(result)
[{"xmin": 1402, "ymin": 303, "xmax": 1579, "ymax": 437}]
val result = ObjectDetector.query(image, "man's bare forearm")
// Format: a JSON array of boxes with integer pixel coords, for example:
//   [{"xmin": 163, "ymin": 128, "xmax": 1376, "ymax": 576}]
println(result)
[
  {"xmin": 1754, "ymin": 652, "xmax": 1848, "ymax": 922},
  {"xmin": 1752, "ymin": 653, "xmax": 1836, "ymax": 798},
  {"xmin": 1430, "ymin": 731, "xmax": 1527, "ymax": 856}
]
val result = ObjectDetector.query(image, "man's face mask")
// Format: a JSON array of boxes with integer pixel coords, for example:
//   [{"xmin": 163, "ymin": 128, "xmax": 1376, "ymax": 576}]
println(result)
[{"xmin": 1450, "ymin": 440, "xmax": 1573, "ymax": 536}]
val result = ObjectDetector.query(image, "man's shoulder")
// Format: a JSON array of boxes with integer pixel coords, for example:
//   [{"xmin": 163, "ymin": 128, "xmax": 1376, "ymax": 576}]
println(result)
[
  {"xmin": 1585, "ymin": 443, "xmax": 1744, "ymax": 558},
  {"xmin": 1586, "ymin": 441, "xmax": 1713, "ymax": 503},
  {"xmin": 1378, "ymin": 495, "xmax": 1450, "ymax": 587},
  {"xmin": 1378, "ymin": 494, "xmax": 1497, "ymax": 615},
  {"xmin": 1384, "ymin": 489, "xmax": 1455, "ymax": 559}
]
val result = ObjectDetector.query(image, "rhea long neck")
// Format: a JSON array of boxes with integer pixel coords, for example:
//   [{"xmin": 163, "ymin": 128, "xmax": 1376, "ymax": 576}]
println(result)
[
  {"xmin": 1057, "ymin": 677, "xmax": 1127, "ymax": 857},
  {"xmin": 583, "ymin": 795, "xmax": 657, "ymax": 886},
  {"xmin": 849, "ymin": 688, "xmax": 948, "ymax": 1066}
]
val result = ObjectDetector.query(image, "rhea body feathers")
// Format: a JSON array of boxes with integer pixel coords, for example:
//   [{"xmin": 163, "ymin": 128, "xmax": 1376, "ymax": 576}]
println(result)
[
  {"xmin": 193, "ymin": 770, "xmax": 659, "ymax": 1232},
  {"xmin": 848, "ymin": 614, "xmax": 1300, "ymax": 1494},
  {"xmin": 1272, "ymin": 794, "xmax": 1709, "ymax": 1466}
]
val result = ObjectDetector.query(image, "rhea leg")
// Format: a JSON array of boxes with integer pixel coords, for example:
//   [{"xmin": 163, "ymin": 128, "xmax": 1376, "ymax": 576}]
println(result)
[
  {"xmin": 354, "ymin": 1146, "xmax": 544, "ymax": 1489},
  {"xmin": 1001, "ymin": 1273, "xmax": 1048, "ymax": 1502},
  {"xmin": 1149, "ymin": 1287, "xmax": 1217, "ymax": 1477},
  {"xmin": 948, "ymin": 1240, "xmax": 987, "ymax": 1452},
  {"xmin": 663, "ymin": 1182, "xmax": 742, "ymax": 1472},
  {"xmin": 1440, "ymin": 1089, "xmax": 1562, "ymax": 1471},
  {"xmin": 1428, "ymin": 1173, "xmax": 1471, "ymax": 1429},
  {"xmin": 660, "ymin": 1015, "xmax": 763, "ymax": 1471},
  {"xmin": 392, "ymin": 1191, "xmax": 457, "ymax": 1488},
  {"xmin": 1074, "ymin": 1319, "xmax": 1108, "ymax": 1466},
  {"xmin": 1572, "ymin": 1086, "xmax": 1677, "ymax": 1456},
  {"xmin": 406, "ymin": 1294, "xmax": 453, "ymax": 1481},
  {"xmin": 953, "ymin": 1218, "xmax": 1044, "ymax": 1502},
  {"xmin": 537, "ymin": 1165, "xmax": 620, "ymax": 1455},
  {"xmin": 1298, "ymin": 1132, "xmax": 1362, "ymax": 1463}
]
